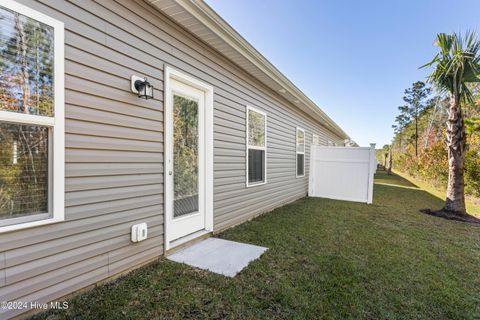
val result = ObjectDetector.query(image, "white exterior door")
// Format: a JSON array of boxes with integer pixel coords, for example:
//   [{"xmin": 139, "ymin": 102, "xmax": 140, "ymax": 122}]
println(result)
[{"xmin": 164, "ymin": 68, "xmax": 214, "ymax": 249}]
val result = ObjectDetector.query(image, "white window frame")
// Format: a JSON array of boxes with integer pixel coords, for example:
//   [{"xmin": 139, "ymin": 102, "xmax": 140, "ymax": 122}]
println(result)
[
  {"xmin": 312, "ymin": 133, "xmax": 320, "ymax": 145},
  {"xmin": 296, "ymin": 127, "xmax": 305, "ymax": 178},
  {"xmin": 0, "ymin": 0, "xmax": 65, "ymax": 233},
  {"xmin": 246, "ymin": 106, "xmax": 267, "ymax": 187}
]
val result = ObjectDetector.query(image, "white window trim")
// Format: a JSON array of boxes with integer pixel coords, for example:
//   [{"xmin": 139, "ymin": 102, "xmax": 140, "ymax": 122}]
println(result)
[
  {"xmin": 312, "ymin": 133, "xmax": 319, "ymax": 145},
  {"xmin": 246, "ymin": 106, "xmax": 267, "ymax": 187},
  {"xmin": 0, "ymin": 0, "xmax": 65, "ymax": 233},
  {"xmin": 296, "ymin": 127, "xmax": 305, "ymax": 178}
]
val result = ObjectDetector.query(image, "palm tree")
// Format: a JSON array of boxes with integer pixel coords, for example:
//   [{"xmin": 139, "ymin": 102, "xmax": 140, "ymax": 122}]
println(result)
[{"xmin": 422, "ymin": 31, "xmax": 480, "ymax": 214}]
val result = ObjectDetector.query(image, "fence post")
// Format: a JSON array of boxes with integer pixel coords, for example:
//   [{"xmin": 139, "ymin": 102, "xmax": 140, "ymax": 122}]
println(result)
[{"xmin": 367, "ymin": 143, "xmax": 376, "ymax": 204}]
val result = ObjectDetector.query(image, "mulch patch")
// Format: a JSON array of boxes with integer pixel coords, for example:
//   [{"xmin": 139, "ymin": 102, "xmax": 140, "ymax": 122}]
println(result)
[{"xmin": 420, "ymin": 209, "xmax": 480, "ymax": 224}]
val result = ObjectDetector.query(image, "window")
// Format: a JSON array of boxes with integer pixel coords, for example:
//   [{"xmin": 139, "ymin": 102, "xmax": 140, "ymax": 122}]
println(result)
[
  {"xmin": 312, "ymin": 134, "xmax": 320, "ymax": 145},
  {"xmin": 296, "ymin": 127, "xmax": 305, "ymax": 177},
  {"xmin": 246, "ymin": 106, "xmax": 266, "ymax": 186},
  {"xmin": 0, "ymin": 0, "xmax": 64, "ymax": 232}
]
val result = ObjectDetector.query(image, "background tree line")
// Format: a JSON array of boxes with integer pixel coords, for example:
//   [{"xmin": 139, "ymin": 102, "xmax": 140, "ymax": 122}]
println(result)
[{"xmin": 385, "ymin": 81, "xmax": 480, "ymax": 198}]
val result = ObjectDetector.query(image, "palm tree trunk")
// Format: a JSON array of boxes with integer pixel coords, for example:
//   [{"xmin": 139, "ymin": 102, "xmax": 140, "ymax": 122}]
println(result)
[{"xmin": 444, "ymin": 94, "xmax": 466, "ymax": 213}]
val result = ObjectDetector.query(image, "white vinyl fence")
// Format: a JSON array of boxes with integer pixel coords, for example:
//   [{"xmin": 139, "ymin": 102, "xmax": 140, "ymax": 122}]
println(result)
[{"xmin": 308, "ymin": 144, "xmax": 376, "ymax": 204}]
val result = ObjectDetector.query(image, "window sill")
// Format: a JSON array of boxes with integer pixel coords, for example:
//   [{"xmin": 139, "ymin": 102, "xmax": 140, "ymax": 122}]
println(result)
[
  {"xmin": 0, "ymin": 217, "xmax": 64, "ymax": 234},
  {"xmin": 246, "ymin": 181, "xmax": 267, "ymax": 188}
]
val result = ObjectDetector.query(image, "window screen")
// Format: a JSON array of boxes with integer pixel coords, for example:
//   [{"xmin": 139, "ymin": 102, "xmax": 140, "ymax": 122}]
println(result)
[
  {"xmin": 296, "ymin": 128, "xmax": 305, "ymax": 177},
  {"xmin": 0, "ymin": 123, "xmax": 49, "ymax": 220},
  {"xmin": 297, "ymin": 154, "xmax": 304, "ymax": 176},
  {"xmin": 248, "ymin": 149, "xmax": 265, "ymax": 183},
  {"xmin": 247, "ymin": 107, "xmax": 266, "ymax": 185}
]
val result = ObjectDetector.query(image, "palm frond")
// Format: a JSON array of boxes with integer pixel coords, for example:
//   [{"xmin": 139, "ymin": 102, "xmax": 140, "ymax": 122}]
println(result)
[{"xmin": 421, "ymin": 31, "xmax": 480, "ymax": 104}]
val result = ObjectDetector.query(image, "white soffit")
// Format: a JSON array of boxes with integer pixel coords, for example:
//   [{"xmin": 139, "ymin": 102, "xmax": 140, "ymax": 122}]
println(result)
[{"xmin": 148, "ymin": 0, "xmax": 349, "ymax": 139}]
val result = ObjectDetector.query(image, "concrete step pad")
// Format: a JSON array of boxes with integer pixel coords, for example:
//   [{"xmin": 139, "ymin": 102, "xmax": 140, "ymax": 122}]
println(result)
[{"xmin": 167, "ymin": 237, "xmax": 268, "ymax": 277}]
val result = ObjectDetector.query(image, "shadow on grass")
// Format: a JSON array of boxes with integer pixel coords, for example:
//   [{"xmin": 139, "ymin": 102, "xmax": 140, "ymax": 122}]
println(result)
[
  {"xmin": 373, "ymin": 170, "xmax": 448, "ymax": 218},
  {"xmin": 374, "ymin": 169, "xmax": 420, "ymax": 189},
  {"xmin": 375, "ymin": 170, "xmax": 480, "ymax": 224}
]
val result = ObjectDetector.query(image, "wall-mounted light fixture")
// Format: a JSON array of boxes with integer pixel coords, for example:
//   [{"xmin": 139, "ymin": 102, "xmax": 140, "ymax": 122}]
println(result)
[{"xmin": 131, "ymin": 75, "xmax": 154, "ymax": 99}]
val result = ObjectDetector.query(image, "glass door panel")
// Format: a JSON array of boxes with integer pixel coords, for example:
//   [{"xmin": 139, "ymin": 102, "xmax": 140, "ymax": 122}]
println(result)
[{"xmin": 173, "ymin": 94, "xmax": 199, "ymax": 218}]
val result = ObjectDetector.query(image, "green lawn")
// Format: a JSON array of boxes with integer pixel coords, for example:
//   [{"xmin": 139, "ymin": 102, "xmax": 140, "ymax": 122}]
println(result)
[
  {"xmin": 34, "ymin": 171, "xmax": 480, "ymax": 319},
  {"xmin": 392, "ymin": 170, "xmax": 480, "ymax": 217}
]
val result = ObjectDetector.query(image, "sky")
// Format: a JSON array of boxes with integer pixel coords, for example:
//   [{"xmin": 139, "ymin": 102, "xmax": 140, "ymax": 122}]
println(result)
[{"xmin": 205, "ymin": 0, "xmax": 480, "ymax": 147}]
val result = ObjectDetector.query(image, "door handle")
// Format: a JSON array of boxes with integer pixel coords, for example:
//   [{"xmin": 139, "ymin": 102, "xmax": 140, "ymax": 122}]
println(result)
[{"xmin": 169, "ymin": 171, "xmax": 173, "ymax": 176}]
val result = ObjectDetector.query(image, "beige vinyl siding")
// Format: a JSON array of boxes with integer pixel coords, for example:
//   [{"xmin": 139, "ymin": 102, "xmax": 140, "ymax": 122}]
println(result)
[{"xmin": 0, "ymin": 0, "xmax": 345, "ymax": 317}]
